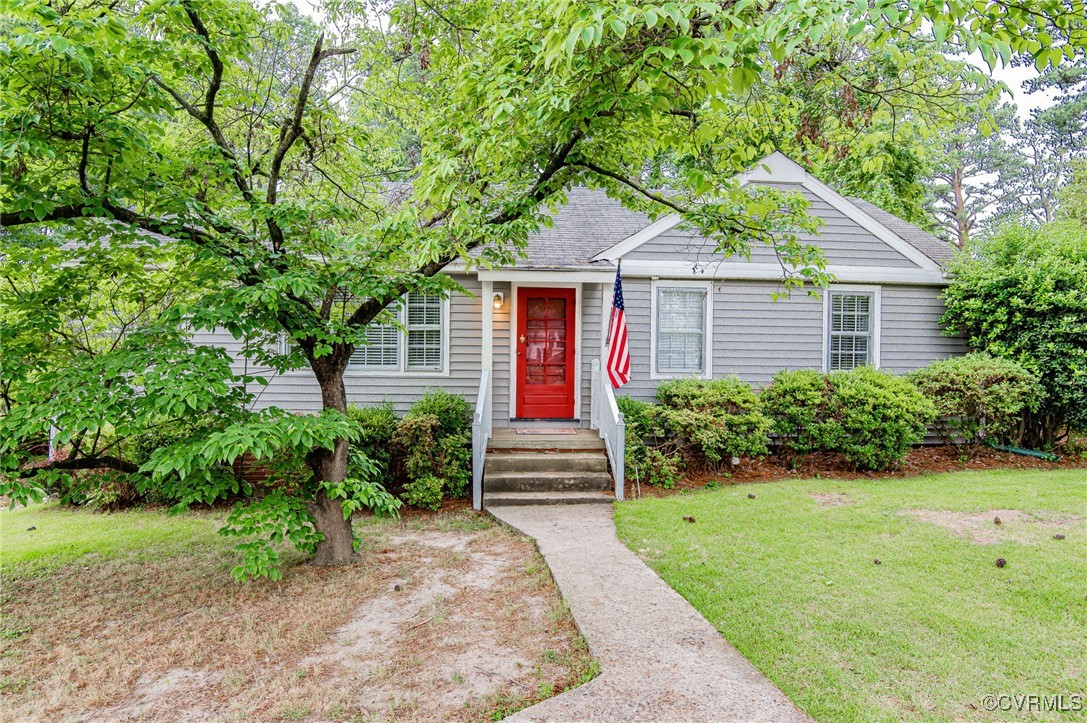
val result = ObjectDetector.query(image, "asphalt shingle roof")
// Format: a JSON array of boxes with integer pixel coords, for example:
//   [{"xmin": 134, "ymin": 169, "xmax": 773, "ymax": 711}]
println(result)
[
  {"xmin": 847, "ymin": 197, "xmax": 957, "ymax": 266},
  {"xmin": 514, "ymin": 187, "xmax": 653, "ymax": 268},
  {"xmin": 508, "ymin": 188, "xmax": 959, "ymax": 270}
]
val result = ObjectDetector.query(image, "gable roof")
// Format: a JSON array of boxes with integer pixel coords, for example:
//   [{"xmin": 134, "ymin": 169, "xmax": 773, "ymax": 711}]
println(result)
[
  {"xmin": 581, "ymin": 152, "xmax": 953, "ymax": 271},
  {"xmin": 846, "ymin": 197, "xmax": 955, "ymax": 265},
  {"xmin": 509, "ymin": 187, "xmax": 654, "ymax": 268}
]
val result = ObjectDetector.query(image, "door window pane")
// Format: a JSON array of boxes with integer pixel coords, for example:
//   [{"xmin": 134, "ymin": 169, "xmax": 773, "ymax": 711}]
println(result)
[{"xmin": 524, "ymin": 294, "xmax": 567, "ymax": 386}]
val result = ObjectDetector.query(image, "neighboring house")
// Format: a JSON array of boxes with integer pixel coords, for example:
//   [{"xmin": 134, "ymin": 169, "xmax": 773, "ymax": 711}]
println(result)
[{"xmin": 195, "ymin": 152, "xmax": 966, "ymax": 507}]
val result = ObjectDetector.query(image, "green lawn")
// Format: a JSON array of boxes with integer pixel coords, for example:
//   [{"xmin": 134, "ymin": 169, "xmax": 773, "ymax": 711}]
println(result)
[
  {"xmin": 615, "ymin": 469, "xmax": 1087, "ymax": 721},
  {"xmin": 0, "ymin": 503, "xmax": 233, "ymax": 575}
]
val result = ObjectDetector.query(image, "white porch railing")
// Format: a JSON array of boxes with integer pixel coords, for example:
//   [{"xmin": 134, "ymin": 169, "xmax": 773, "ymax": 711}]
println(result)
[
  {"xmin": 471, "ymin": 369, "xmax": 492, "ymax": 510},
  {"xmin": 590, "ymin": 359, "xmax": 625, "ymax": 501}
]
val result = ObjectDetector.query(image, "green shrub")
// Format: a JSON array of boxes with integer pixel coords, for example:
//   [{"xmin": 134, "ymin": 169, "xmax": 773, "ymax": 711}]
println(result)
[
  {"xmin": 399, "ymin": 474, "xmax": 444, "ymax": 511},
  {"xmin": 408, "ymin": 390, "xmax": 472, "ymax": 437},
  {"xmin": 617, "ymin": 396, "xmax": 658, "ymax": 460},
  {"xmin": 760, "ymin": 369, "xmax": 834, "ymax": 458},
  {"xmin": 909, "ymin": 354, "xmax": 1043, "ymax": 460},
  {"xmin": 656, "ymin": 377, "xmax": 770, "ymax": 466},
  {"xmin": 346, "ymin": 402, "xmax": 398, "ymax": 485},
  {"xmin": 616, "ymin": 395, "xmax": 656, "ymax": 439},
  {"xmin": 391, "ymin": 398, "xmax": 472, "ymax": 508},
  {"xmin": 392, "ymin": 414, "xmax": 441, "ymax": 481},
  {"xmin": 439, "ymin": 431, "xmax": 472, "ymax": 499},
  {"xmin": 641, "ymin": 448, "xmax": 683, "ymax": 489},
  {"xmin": 761, "ymin": 367, "xmax": 935, "ymax": 470},
  {"xmin": 943, "ymin": 221, "xmax": 1087, "ymax": 447},
  {"xmin": 826, "ymin": 367, "xmax": 936, "ymax": 471}
]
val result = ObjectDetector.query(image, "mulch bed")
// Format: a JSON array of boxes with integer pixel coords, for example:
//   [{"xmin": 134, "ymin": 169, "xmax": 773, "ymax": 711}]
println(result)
[{"xmin": 627, "ymin": 446, "xmax": 1087, "ymax": 498}]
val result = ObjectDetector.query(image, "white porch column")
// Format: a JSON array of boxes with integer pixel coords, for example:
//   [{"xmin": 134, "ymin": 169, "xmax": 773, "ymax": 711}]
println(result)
[{"xmin": 481, "ymin": 280, "xmax": 494, "ymax": 374}]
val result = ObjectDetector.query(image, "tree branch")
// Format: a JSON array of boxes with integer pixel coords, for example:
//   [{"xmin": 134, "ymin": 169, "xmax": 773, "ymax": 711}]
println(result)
[
  {"xmin": 345, "ymin": 130, "xmax": 585, "ymax": 330},
  {"xmin": 570, "ymin": 160, "xmax": 687, "ymax": 214},
  {"xmin": 19, "ymin": 455, "xmax": 139, "ymax": 478}
]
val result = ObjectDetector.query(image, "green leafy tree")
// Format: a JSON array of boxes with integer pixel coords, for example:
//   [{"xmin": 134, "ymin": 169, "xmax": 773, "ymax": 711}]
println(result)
[
  {"xmin": 942, "ymin": 222, "xmax": 1087, "ymax": 448},
  {"xmin": 2, "ymin": 0, "xmax": 1084, "ymax": 572},
  {"xmin": 1056, "ymin": 157, "xmax": 1087, "ymax": 223},
  {"xmin": 992, "ymin": 58, "xmax": 1087, "ymax": 227},
  {"xmin": 925, "ymin": 103, "xmax": 1023, "ymax": 248}
]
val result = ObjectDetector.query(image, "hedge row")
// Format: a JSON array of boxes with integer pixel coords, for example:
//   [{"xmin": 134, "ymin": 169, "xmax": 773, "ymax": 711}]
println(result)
[{"xmin": 619, "ymin": 353, "xmax": 1041, "ymax": 483}]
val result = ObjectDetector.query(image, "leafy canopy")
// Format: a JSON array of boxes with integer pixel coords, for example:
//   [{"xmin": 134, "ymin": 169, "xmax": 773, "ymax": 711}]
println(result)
[{"xmin": 2, "ymin": 0, "xmax": 1085, "ymax": 574}]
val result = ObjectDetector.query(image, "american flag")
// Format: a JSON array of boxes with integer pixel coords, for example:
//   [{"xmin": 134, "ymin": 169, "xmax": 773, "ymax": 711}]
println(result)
[{"xmin": 606, "ymin": 262, "xmax": 630, "ymax": 388}]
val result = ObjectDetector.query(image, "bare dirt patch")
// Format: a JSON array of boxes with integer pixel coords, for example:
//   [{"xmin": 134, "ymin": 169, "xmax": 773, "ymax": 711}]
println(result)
[
  {"xmin": 1, "ymin": 513, "xmax": 593, "ymax": 722},
  {"xmin": 901, "ymin": 508, "xmax": 1084, "ymax": 544},
  {"xmin": 810, "ymin": 492, "xmax": 855, "ymax": 507}
]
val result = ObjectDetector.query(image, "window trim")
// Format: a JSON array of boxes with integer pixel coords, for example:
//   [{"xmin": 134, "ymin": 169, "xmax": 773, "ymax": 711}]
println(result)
[
  {"xmin": 404, "ymin": 291, "xmax": 446, "ymax": 372},
  {"xmin": 343, "ymin": 293, "xmax": 450, "ymax": 376},
  {"xmin": 822, "ymin": 284, "xmax": 881, "ymax": 372},
  {"xmin": 650, "ymin": 280, "xmax": 713, "ymax": 380}
]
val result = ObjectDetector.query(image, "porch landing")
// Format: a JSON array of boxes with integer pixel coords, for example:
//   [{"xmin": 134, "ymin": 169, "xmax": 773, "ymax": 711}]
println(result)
[
  {"xmin": 489, "ymin": 428, "xmax": 605, "ymax": 450},
  {"xmin": 488, "ymin": 504, "xmax": 811, "ymax": 722}
]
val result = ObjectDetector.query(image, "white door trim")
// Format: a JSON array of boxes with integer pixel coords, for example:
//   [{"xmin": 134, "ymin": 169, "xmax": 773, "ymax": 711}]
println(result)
[{"xmin": 509, "ymin": 282, "xmax": 582, "ymax": 421}]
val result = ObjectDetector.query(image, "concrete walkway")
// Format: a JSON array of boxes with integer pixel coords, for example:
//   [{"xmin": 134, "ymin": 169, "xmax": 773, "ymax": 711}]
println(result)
[{"xmin": 488, "ymin": 504, "xmax": 810, "ymax": 722}]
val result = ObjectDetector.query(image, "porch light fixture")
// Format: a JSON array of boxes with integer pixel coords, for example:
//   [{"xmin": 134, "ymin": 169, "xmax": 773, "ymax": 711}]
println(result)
[{"xmin": 492, "ymin": 291, "xmax": 505, "ymax": 309}]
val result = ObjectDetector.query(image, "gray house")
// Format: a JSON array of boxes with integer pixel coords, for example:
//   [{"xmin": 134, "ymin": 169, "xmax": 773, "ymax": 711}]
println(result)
[{"xmin": 199, "ymin": 152, "xmax": 965, "ymax": 508}]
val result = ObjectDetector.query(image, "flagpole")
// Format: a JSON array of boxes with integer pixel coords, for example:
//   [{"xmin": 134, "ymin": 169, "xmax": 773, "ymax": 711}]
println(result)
[{"xmin": 605, "ymin": 257, "xmax": 621, "ymax": 346}]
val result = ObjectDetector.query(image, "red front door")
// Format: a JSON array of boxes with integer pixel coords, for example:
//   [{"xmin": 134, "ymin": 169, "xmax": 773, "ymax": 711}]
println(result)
[{"xmin": 516, "ymin": 288, "xmax": 576, "ymax": 419}]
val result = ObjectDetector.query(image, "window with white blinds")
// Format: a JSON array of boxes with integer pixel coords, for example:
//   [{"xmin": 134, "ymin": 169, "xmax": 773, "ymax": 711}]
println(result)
[
  {"xmin": 406, "ymin": 292, "xmax": 443, "ymax": 371},
  {"xmin": 349, "ymin": 292, "xmax": 446, "ymax": 372},
  {"xmin": 828, "ymin": 292, "xmax": 873, "ymax": 371},
  {"xmin": 351, "ymin": 323, "xmax": 400, "ymax": 369},
  {"xmin": 655, "ymin": 286, "xmax": 708, "ymax": 375}
]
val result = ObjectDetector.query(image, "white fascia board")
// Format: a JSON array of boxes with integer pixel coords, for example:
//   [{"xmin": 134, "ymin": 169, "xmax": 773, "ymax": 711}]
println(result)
[
  {"xmin": 477, "ymin": 269, "xmax": 616, "ymax": 283},
  {"xmin": 799, "ymin": 175, "xmax": 942, "ymax": 272},
  {"xmin": 617, "ymin": 260, "xmax": 949, "ymax": 285},
  {"xmin": 739, "ymin": 151, "xmax": 808, "ymax": 183},
  {"xmin": 590, "ymin": 214, "xmax": 684, "ymax": 262}
]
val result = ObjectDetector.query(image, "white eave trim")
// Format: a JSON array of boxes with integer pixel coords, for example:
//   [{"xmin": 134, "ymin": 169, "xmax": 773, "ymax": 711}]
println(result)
[
  {"xmin": 587, "ymin": 150, "xmax": 944, "ymax": 273},
  {"xmin": 612, "ymin": 260, "xmax": 950, "ymax": 286},
  {"xmin": 590, "ymin": 214, "xmax": 684, "ymax": 262},
  {"xmin": 800, "ymin": 174, "xmax": 942, "ymax": 272},
  {"xmin": 477, "ymin": 269, "xmax": 616, "ymax": 283}
]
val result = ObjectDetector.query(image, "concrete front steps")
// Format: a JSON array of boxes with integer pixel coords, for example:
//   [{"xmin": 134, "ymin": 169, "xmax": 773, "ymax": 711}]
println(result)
[{"xmin": 483, "ymin": 429, "xmax": 614, "ymax": 508}]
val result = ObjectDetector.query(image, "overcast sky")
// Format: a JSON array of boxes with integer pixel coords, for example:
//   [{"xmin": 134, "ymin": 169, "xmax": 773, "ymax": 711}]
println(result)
[{"xmin": 987, "ymin": 62, "xmax": 1056, "ymax": 119}]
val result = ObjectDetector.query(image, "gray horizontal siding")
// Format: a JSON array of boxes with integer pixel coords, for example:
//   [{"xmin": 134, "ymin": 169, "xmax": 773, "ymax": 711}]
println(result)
[
  {"xmin": 880, "ymin": 285, "xmax": 967, "ymax": 373},
  {"xmin": 713, "ymin": 282, "xmax": 823, "ymax": 385},
  {"xmin": 190, "ymin": 276, "xmax": 965, "ymax": 423},
  {"xmin": 492, "ymin": 281, "xmax": 512, "ymax": 428},
  {"xmin": 625, "ymin": 184, "xmax": 916, "ymax": 269},
  {"xmin": 579, "ymin": 282, "xmax": 603, "ymax": 428},
  {"xmin": 192, "ymin": 274, "xmax": 484, "ymax": 415},
  {"xmin": 615, "ymin": 280, "xmax": 965, "ymax": 404}
]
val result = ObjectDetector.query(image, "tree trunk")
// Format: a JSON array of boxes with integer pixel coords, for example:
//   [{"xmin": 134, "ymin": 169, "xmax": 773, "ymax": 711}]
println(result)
[
  {"xmin": 307, "ymin": 355, "xmax": 357, "ymax": 566},
  {"xmin": 952, "ymin": 168, "xmax": 969, "ymax": 250}
]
